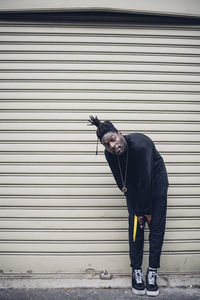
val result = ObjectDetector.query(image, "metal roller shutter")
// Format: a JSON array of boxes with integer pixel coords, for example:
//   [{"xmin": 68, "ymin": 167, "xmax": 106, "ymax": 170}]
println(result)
[{"xmin": 0, "ymin": 19, "xmax": 200, "ymax": 274}]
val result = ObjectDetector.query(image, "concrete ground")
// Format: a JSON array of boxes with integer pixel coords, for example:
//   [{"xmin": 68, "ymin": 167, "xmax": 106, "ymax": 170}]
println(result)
[
  {"xmin": 0, "ymin": 288, "xmax": 200, "ymax": 300},
  {"xmin": 0, "ymin": 274, "xmax": 199, "ymax": 300}
]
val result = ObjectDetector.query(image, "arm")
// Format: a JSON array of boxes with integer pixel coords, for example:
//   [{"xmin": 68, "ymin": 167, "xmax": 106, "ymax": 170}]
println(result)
[
  {"xmin": 104, "ymin": 150, "xmax": 123, "ymax": 191},
  {"xmin": 135, "ymin": 144, "xmax": 153, "ymax": 217}
]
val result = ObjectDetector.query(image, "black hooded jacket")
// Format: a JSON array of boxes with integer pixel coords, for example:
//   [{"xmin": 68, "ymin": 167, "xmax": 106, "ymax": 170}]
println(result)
[{"xmin": 104, "ymin": 133, "xmax": 169, "ymax": 216}]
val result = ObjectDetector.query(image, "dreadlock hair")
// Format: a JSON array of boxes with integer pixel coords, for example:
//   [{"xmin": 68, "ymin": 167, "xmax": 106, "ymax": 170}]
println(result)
[
  {"xmin": 88, "ymin": 115, "xmax": 118, "ymax": 141},
  {"xmin": 88, "ymin": 115, "xmax": 118, "ymax": 154}
]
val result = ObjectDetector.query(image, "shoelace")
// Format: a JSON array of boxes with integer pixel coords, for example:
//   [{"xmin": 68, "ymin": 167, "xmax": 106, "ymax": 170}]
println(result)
[
  {"xmin": 147, "ymin": 270, "xmax": 158, "ymax": 285},
  {"xmin": 134, "ymin": 269, "xmax": 143, "ymax": 284}
]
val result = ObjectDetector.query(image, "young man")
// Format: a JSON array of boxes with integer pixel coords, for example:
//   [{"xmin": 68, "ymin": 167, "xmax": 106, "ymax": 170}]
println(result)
[{"xmin": 88, "ymin": 116, "xmax": 169, "ymax": 296}]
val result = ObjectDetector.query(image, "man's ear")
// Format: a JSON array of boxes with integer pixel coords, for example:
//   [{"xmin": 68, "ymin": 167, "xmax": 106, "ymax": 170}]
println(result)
[{"xmin": 118, "ymin": 131, "xmax": 123, "ymax": 137}]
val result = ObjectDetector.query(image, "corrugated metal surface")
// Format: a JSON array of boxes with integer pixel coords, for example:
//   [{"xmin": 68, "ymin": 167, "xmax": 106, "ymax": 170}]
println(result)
[
  {"xmin": 0, "ymin": 21, "xmax": 200, "ymax": 274},
  {"xmin": 1, "ymin": 0, "xmax": 200, "ymax": 18}
]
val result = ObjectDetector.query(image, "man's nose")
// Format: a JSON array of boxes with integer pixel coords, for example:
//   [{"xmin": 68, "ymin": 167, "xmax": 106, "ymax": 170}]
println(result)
[{"xmin": 110, "ymin": 142, "xmax": 116, "ymax": 151}]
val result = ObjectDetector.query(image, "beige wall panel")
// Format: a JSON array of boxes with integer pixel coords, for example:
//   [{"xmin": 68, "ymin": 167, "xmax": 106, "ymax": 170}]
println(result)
[
  {"xmin": 1, "ymin": 83, "xmax": 200, "ymax": 91},
  {"xmin": 1, "ymin": 92, "xmax": 200, "ymax": 102},
  {"xmin": 0, "ymin": 21, "xmax": 199, "ymax": 274},
  {"xmin": 0, "ymin": 133, "xmax": 200, "ymax": 143},
  {"xmin": 0, "ymin": 254, "xmax": 199, "ymax": 274},
  {"xmin": 4, "ymin": 72, "xmax": 200, "ymax": 82},
  {"xmin": 0, "ymin": 113, "xmax": 199, "ymax": 122},
  {"xmin": 0, "ymin": 186, "xmax": 200, "ymax": 198},
  {"xmin": 0, "ymin": 25, "xmax": 199, "ymax": 36},
  {"xmin": 0, "ymin": 84, "xmax": 200, "ymax": 93},
  {"xmin": 1, "ymin": 101, "xmax": 200, "ymax": 111},
  {"xmin": 1, "ymin": 35, "xmax": 200, "ymax": 45},
  {"xmin": 0, "ymin": 165, "xmax": 199, "ymax": 174},
  {"xmin": 0, "ymin": 144, "xmax": 200, "ymax": 157},
  {"xmin": 0, "ymin": 143, "xmax": 200, "ymax": 153},
  {"xmin": 0, "ymin": 229, "xmax": 199, "ymax": 241},
  {"xmin": 0, "ymin": 241, "xmax": 199, "ymax": 253},
  {"xmin": 1, "ymin": 45, "xmax": 200, "ymax": 54},
  {"xmin": 0, "ymin": 53, "xmax": 199, "ymax": 63},
  {"xmin": 0, "ymin": 154, "xmax": 200, "ymax": 163},
  {"xmin": 0, "ymin": 196, "xmax": 199, "ymax": 207},
  {"xmin": 0, "ymin": 123, "xmax": 200, "ymax": 133},
  {"xmin": 0, "ymin": 175, "xmax": 199, "ymax": 185},
  {"xmin": 1, "ymin": 63, "xmax": 200, "ymax": 73},
  {"xmin": 0, "ymin": 219, "xmax": 199, "ymax": 230},
  {"xmin": 1, "ymin": 36, "xmax": 200, "ymax": 45},
  {"xmin": 0, "ymin": 208, "xmax": 199, "ymax": 219}
]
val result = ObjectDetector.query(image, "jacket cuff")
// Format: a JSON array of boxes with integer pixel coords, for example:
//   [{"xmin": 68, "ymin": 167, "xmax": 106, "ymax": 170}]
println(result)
[
  {"xmin": 136, "ymin": 212, "xmax": 144, "ymax": 217},
  {"xmin": 144, "ymin": 208, "xmax": 151, "ymax": 215}
]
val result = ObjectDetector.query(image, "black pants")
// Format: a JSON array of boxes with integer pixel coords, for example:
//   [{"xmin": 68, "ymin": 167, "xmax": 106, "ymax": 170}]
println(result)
[{"xmin": 128, "ymin": 192, "xmax": 168, "ymax": 269}]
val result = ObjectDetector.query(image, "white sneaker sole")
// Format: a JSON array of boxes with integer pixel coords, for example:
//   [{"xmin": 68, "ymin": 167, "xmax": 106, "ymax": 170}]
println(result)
[
  {"xmin": 132, "ymin": 287, "xmax": 146, "ymax": 295},
  {"xmin": 146, "ymin": 289, "xmax": 159, "ymax": 296}
]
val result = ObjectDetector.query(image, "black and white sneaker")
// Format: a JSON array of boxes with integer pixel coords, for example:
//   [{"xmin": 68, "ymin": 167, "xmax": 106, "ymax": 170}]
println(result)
[
  {"xmin": 132, "ymin": 268, "xmax": 145, "ymax": 295},
  {"xmin": 146, "ymin": 267, "xmax": 159, "ymax": 296}
]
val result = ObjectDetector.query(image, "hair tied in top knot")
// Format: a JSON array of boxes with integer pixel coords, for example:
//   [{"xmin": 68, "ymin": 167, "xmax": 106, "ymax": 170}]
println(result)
[
  {"xmin": 88, "ymin": 115, "xmax": 101, "ymax": 128},
  {"xmin": 87, "ymin": 115, "xmax": 118, "ymax": 155},
  {"xmin": 88, "ymin": 115, "xmax": 118, "ymax": 141}
]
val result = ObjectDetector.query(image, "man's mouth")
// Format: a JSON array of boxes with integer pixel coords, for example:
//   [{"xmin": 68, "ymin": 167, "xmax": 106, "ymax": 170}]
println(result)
[{"xmin": 113, "ymin": 146, "xmax": 121, "ymax": 154}]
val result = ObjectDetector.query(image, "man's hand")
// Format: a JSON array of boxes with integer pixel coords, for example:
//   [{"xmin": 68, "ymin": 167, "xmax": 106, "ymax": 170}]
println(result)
[
  {"xmin": 138, "ymin": 216, "xmax": 145, "ymax": 229},
  {"xmin": 144, "ymin": 214, "xmax": 152, "ymax": 228},
  {"xmin": 138, "ymin": 215, "xmax": 152, "ymax": 229}
]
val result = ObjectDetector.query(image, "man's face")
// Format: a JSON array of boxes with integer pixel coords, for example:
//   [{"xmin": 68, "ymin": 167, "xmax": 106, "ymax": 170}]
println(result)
[{"xmin": 101, "ymin": 131, "xmax": 127, "ymax": 156}]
